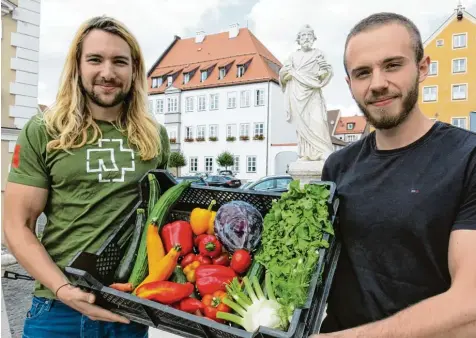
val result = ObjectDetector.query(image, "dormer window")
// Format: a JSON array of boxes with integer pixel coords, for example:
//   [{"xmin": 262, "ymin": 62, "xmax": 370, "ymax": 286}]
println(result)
[
  {"xmin": 151, "ymin": 77, "xmax": 162, "ymax": 88},
  {"xmin": 201, "ymin": 70, "xmax": 208, "ymax": 82},
  {"xmin": 219, "ymin": 67, "xmax": 226, "ymax": 80},
  {"xmin": 184, "ymin": 73, "xmax": 190, "ymax": 84},
  {"xmin": 347, "ymin": 123, "xmax": 355, "ymax": 130},
  {"xmin": 237, "ymin": 65, "xmax": 245, "ymax": 77},
  {"xmin": 167, "ymin": 76, "xmax": 173, "ymax": 87}
]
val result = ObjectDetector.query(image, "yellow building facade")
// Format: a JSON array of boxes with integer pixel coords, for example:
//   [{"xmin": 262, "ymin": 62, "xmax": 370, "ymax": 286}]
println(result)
[{"xmin": 419, "ymin": 5, "xmax": 476, "ymax": 131}]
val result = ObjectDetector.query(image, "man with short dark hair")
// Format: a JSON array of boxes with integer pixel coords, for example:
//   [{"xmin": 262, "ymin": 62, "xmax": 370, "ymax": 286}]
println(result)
[{"xmin": 312, "ymin": 12, "xmax": 476, "ymax": 338}]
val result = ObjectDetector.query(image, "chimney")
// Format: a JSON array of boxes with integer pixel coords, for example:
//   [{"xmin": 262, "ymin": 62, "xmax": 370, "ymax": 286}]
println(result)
[
  {"xmin": 229, "ymin": 23, "xmax": 239, "ymax": 39},
  {"xmin": 195, "ymin": 30, "xmax": 205, "ymax": 43}
]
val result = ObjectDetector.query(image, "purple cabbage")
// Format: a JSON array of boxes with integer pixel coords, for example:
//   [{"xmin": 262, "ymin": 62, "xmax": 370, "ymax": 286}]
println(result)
[{"xmin": 214, "ymin": 201, "xmax": 263, "ymax": 253}]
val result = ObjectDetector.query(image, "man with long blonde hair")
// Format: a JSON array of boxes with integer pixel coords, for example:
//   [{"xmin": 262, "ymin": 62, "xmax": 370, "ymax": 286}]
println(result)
[{"xmin": 3, "ymin": 16, "xmax": 169, "ymax": 337}]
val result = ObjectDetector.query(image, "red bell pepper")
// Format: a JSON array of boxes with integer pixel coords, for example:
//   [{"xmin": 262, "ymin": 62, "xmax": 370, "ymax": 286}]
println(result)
[
  {"xmin": 161, "ymin": 220, "xmax": 194, "ymax": 256},
  {"xmin": 202, "ymin": 290, "xmax": 230, "ymax": 323},
  {"xmin": 179, "ymin": 297, "xmax": 204, "ymax": 314},
  {"xmin": 181, "ymin": 253, "xmax": 197, "ymax": 268},
  {"xmin": 196, "ymin": 254, "xmax": 212, "ymax": 265},
  {"xmin": 194, "ymin": 234, "xmax": 208, "ymax": 248},
  {"xmin": 198, "ymin": 235, "xmax": 222, "ymax": 258},
  {"xmin": 195, "ymin": 265, "xmax": 237, "ymax": 295},
  {"xmin": 212, "ymin": 252, "xmax": 230, "ymax": 266},
  {"xmin": 135, "ymin": 280, "xmax": 194, "ymax": 304}
]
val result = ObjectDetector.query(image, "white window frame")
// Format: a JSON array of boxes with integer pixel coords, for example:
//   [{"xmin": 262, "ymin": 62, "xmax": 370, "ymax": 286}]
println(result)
[
  {"xmin": 156, "ymin": 99, "xmax": 164, "ymax": 114},
  {"xmin": 226, "ymin": 124, "xmax": 236, "ymax": 138},
  {"xmin": 428, "ymin": 61, "xmax": 438, "ymax": 76},
  {"xmin": 185, "ymin": 97, "xmax": 194, "ymax": 112},
  {"xmin": 189, "ymin": 157, "xmax": 198, "ymax": 172},
  {"xmin": 210, "ymin": 94, "xmax": 219, "ymax": 110},
  {"xmin": 233, "ymin": 156, "xmax": 240, "ymax": 173},
  {"xmin": 452, "ymin": 58, "xmax": 467, "ymax": 74},
  {"xmin": 240, "ymin": 90, "xmax": 251, "ymax": 107},
  {"xmin": 219, "ymin": 68, "xmax": 226, "ymax": 80},
  {"xmin": 346, "ymin": 134, "xmax": 358, "ymax": 142},
  {"xmin": 255, "ymin": 89, "xmax": 265, "ymax": 106},
  {"xmin": 422, "ymin": 86, "xmax": 438, "ymax": 103},
  {"xmin": 201, "ymin": 70, "xmax": 208, "ymax": 82},
  {"xmin": 246, "ymin": 156, "xmax": 257, "ymax": 173},
  {"xmin": 237, "ymin": 65, "xmax": 245, "ymax": 77},
  {"xmin": 254, "ymin": 122, "xmax": 264, "ymax": 137},
  {"xmin": 167, "ymin": 76, "xmax": 173, "ymax": 87},
  {"xmin": 240, "ymin": 123, "xmax": 250, "ymax": 137},
  {"xmin": 183, "ymin": 73, "xmax": 190, "ymax": 84},
  {"xmin": 451, "ymin": 117, "xmax": 467, "ymax": 129},
  {"xmin": 185, "ymin": 126, "xmax": 193, "ymax": 139},
  {"xmin": 227, "ymin": 92, "xmax": 237, "ymax": 109},
  {"xmin": 168, "ymin": 130, "xmax": 177, "ymax": 139},
  {"xmin": 451, "ymin": 83, "xmax": 468, "ymax": 101},
  {"xmin": 198, "ymin": 95, "xmax": 206, "ymax": 111},
  {"xmin": 209, "ymin": 124, "xmax": 218, "ymax": 138},
  {"xmin": 346, "ymin": 123, "xmax": 355, "ymax": 130},
  {"xmin": 197, "ymin": 125, "xmax": 206, "ymax": 139},
  {"xmin": 205, "ymin": 157, "xmax": 214, "ymax": 173},
  {"xmin": 152, "ymin": 77, "xmax": 162, "ymax": 88},
  {"xmin": 452, "ymin": 33, "xmax": 467, "ymax": 49},
  {"xmin": 167, "ymin": 97, "xmax": 178, "ymax": 112}
]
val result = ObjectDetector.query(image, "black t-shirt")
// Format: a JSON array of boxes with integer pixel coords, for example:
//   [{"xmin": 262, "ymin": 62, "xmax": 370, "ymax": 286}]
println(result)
[{"xmin": 320, "ymin": 122, "xmax": 476, "ymax": 332}]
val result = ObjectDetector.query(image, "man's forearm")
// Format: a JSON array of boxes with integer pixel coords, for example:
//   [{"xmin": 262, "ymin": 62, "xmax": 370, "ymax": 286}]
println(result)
[
  {"xmin": 325, "ymin": 289, "xmax": 476, "ymax": 338},
  {"xmin": 5, "ymin": 223, "xmax": 69, "ymax": 294}
]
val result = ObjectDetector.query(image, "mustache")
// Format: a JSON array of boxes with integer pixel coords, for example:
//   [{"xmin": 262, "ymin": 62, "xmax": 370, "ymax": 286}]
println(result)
[
  {"xmin": 366, "ymin": 94, "xmax": 399, "ymax": 104},
  {"xmin": 94, "ymin": 79, "xmax": 121, "ymax": 87}
]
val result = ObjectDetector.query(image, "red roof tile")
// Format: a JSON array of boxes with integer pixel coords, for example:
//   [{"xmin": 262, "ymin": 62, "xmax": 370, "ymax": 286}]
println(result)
[{"xmin": 334, "ymin": 116, "xmax": 368, "ymax": 135}]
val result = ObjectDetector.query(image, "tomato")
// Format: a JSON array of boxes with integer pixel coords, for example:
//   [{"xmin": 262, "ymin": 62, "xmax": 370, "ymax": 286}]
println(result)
[
  {"xmin": 230, "ymin": 249, "xmax": 252, "ymax": 274},
  {"xmin": 196, "ymin": 254, "xmax": 212, "ymax": 265}
]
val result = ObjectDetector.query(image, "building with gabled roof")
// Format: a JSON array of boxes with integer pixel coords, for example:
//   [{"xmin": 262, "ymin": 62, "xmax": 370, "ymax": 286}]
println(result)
[{"xmin": 419, "ymin": 2, "xmax": 476, "ymax": 131}]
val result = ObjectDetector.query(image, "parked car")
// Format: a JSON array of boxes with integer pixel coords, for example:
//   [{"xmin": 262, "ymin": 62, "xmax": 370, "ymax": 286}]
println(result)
[
  {"xmin": 241, "ymin": 175, "xmax": 292, "ymax": 192},
  {"xmin": 205, "ymin": 175, "xmax": 242, "ymax": 188},
  {"xmin": 218, "ymin": 169, "xmax": 234, "ymax": 177},
  {"xmin": 175, "ymin": 176, "xmax": 209, "ymax": 187}
]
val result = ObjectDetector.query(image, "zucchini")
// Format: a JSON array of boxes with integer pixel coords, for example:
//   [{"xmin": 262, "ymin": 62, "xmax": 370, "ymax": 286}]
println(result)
[
  {"xmin": 147, "ymin": 174, "xmax": 160, "ymax": 219},
  {"xmin": 170, "ymin": 266, "xmax": 199, "ymax": 299},
  {"xmin": 129, "ymin": 180, "xmax": 191, "ymax": 289},
  {"xmin": 114, "ymin": 209, "xmax": 146, "ymax": 283},
  {"xmin": 244, "ymin": 260, "xmax": 265, "ymax": 297}
]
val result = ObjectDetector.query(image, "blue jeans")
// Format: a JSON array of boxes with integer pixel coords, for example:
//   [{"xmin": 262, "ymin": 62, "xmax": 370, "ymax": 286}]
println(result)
[{"xmin": 22, "ymin": 296, "xmax": 149, "ymax": 338}]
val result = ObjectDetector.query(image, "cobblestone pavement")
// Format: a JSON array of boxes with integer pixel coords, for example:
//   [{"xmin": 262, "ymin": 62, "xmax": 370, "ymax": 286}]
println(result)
[{"xmin": 2, "ymin": 263, "xmax": 34, "ymax": 338}]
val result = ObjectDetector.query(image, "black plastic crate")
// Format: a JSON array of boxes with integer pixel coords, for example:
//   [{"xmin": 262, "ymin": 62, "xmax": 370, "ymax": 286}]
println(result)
[{"xmin": 65, "ymin": 170, "xmax": 340, "ymax": 338}]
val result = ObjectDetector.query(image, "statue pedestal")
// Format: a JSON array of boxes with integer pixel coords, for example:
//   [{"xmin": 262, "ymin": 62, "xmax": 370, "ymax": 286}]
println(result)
[{"xmin": 288, "ymin": 160, "xmax": 325, "ymax": 186}]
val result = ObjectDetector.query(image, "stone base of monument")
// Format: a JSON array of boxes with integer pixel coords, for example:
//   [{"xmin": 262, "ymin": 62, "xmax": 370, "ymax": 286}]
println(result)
[{"xmin": 287, "ymin": 159, "xmax": 325, "ymax": 186}]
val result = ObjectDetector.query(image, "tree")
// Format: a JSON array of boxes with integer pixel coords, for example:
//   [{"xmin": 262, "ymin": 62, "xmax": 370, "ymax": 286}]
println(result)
[
  {"xmin": 168, "ymin": 151, "xmax": 187, "ymax": 176},
  {"xmin": 216, "ymin": 151, "xmax": 234, "ymax": 170}
]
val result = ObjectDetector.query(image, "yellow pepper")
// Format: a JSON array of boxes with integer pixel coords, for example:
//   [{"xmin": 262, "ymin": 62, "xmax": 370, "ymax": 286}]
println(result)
[
  {"xmin": 183, "ymin": 261, "xmax": 201, "ymax": 283},
  {"xmin": 207, "ymin": 211, "xmax": 216, "ymax": 235},
  {"xmin": 190, "ymin": 200, "xmax": 216, "ymax": 235}
]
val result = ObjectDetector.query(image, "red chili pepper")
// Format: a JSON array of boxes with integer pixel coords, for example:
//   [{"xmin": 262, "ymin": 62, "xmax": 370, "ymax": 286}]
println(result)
[
  {"xmin": 135, "ymin": 281, "xmax": 194, "ymax": 304},
  {"xmin": 212, "ymin": 252, "xmax": 230, "ymax": 266},
  {"xmin": 179, "ymin": 297, "xmax": 205, "ymax": 314},
  {"xmin": 181, "ymin": 253, "xmax": 197, "ymax": 268},
  {"xmin": 199, "ymin": 235, "xmax": 222, "ymax": 258},
  {"xmin": 194, "ymin": 234, "xmax": 209, "ymax": 248},
  {"xmin": 195, "ymin": 265, "xmax": 237, "ymax": 295},
  {"xmin": 196, "ymin": 254, "xmax": 212, "ymax": 265},
  {"xmin": 230, "ymin": 249, "xmax": 252, "ymax": 274},
  {"xmin": 161, "ymin": 220, "xmax": 194, "ymax": 257},
  {"xmin": 202, "ymin": 290, "xmax": 230, "ymax": 323}
]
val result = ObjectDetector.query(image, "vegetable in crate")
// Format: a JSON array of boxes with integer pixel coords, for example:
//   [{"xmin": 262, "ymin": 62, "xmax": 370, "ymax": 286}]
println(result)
[
  {"xmin": 135, "ymin": 280, "xmax": 194, "ymax": 304},
  {"xmin": 161, "ymin": 220, "xmax": 194, "ymax": 256},
  {"xmin": 230, "ymin": 249, "xmax": 252, "ymax": 274},
  {"xmin": 183, "ymin": 261, "xmax": 201, "ymax": 283},
  {"xmin": 114, "ymin": 208, "xmax": 146, "ymax": 283},
  {"xmin": 179, "ymin": 297, "xmax": 204, "ymax": 314},
  {"xmin": 214, "ymin": 201, "xmax": 263, "ymax": 253},
  {"xmin": 190, "ymin": 200, "xmax": 217, "ymax": 235},
  {"xmin": 212, "ymin": 252, "xmax": 230, "ymax": 266},
  {"xmin": 202, "ymin": 290, "xmax": 230, "ymax": 323},
  {"xmin": 198, "ymin": 235, "xmax": 222, "ymax": 258},
  {"xmin": 254, "ymin": 180, "xmax": 334, "ymax": 326},
  {"xmin": 195, "ymin": 265, "xmax": 237, "ymax": 295},
  {"xmin": 128, "ymin": 181, "xmax": 191, "ymax": 288},
  {"xmin": 216, "ymin": 275, "xmax": 285, "ymax": 332},
  {"xmin": 147, "ymin": 173, "xmax": 161, "ymax": 218}
]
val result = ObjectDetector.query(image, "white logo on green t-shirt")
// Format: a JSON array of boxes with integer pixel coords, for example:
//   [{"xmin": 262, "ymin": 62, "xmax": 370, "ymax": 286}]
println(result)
[{"xmin": 86, "ymin": 139, "xmax": 135, "ymax": 182}]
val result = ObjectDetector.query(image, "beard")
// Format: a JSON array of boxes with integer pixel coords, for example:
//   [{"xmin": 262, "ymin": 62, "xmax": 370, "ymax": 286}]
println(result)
[
  {"xmin": 357, "ymin": 75, "xmax": 419, "ymax": 130},
  {"xmin": 81, "ymin": 78, "xmax": 130, "ymax": 108}
]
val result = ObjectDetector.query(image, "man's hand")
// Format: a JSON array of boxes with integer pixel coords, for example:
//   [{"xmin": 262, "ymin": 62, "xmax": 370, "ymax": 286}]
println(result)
[{"xmin": 57, "ymin": 283, "xmax": 130, "ymax": 323}]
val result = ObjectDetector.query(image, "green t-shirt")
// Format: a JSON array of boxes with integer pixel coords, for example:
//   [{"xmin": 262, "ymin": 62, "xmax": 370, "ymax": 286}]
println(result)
[{"xmin": 8, "ymin": 114, "xmax": 170, "ymax": 299}]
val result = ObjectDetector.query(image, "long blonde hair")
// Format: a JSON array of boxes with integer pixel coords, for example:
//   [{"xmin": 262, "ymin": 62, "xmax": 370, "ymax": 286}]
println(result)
[{"xmin": 43, "ymin": 16, "xmax": 161, "ymax": 161}]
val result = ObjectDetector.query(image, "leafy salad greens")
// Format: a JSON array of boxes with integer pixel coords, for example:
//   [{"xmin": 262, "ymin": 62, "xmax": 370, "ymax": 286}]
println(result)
[{"xmin": 254, "ymin": 180, "xmax": 334, "ymax": 326}]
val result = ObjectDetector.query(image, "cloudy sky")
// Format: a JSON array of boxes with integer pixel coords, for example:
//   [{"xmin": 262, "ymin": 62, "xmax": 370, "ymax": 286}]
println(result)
[{"xmin": 37, "ymin": 0, "xmax": 476, "ymax": 116}]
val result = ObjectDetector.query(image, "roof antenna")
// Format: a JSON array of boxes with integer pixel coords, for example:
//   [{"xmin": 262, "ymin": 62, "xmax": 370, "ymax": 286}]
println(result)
[{"xmin": 456, "ymin": 0, "xmax": 464, "ymax": 20}]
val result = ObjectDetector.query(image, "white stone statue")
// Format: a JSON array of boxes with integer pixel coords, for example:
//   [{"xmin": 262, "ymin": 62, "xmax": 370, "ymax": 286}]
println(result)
[{"xmin": 279, "ymin": 24, "xmax": 334, "ymax": 162}]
